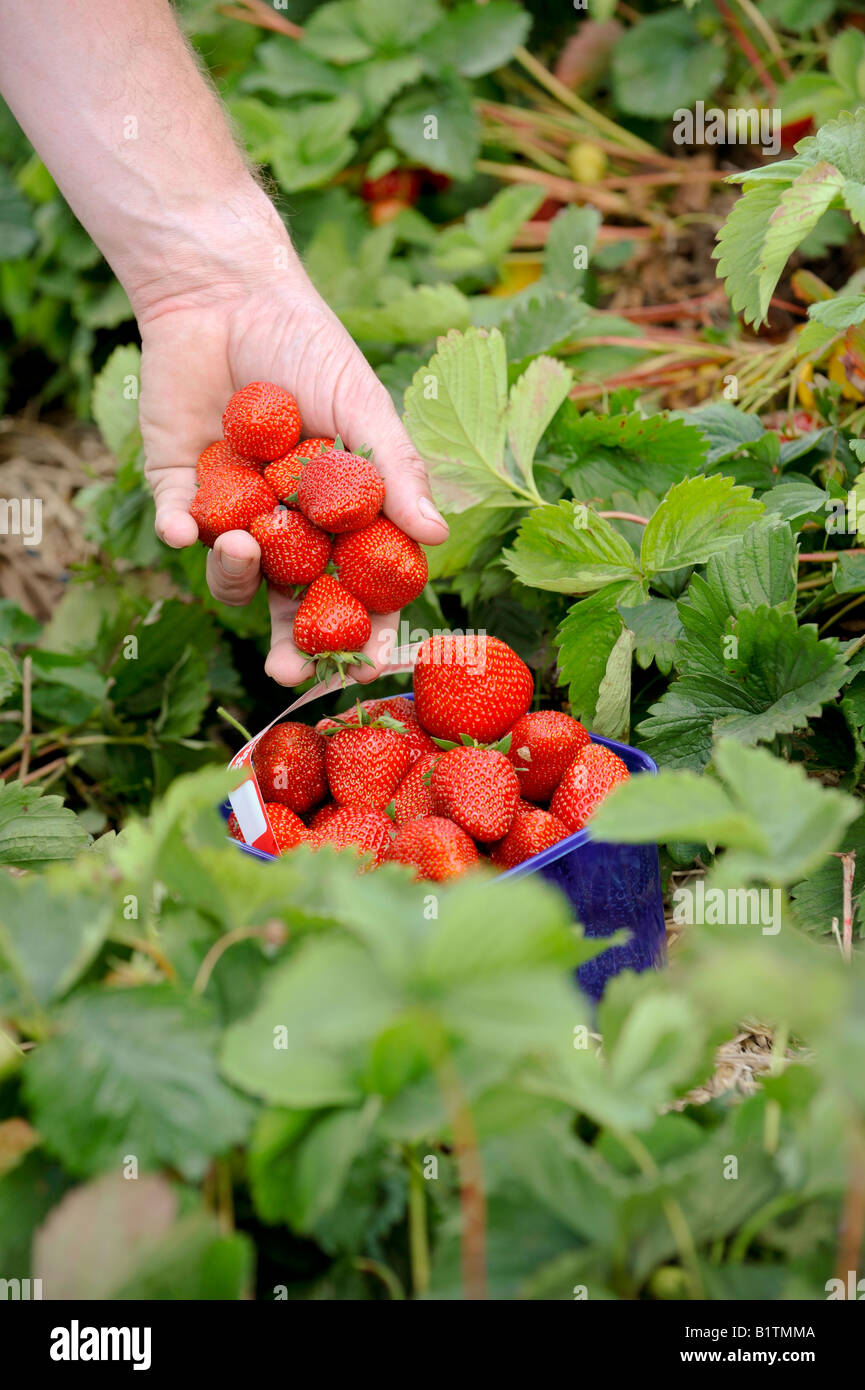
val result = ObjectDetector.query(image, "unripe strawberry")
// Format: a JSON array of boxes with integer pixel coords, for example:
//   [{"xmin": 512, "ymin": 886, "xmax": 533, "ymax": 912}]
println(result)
[
  {"xmin": 264, "ymin": 438, "xmax": 335, "ymax": 503},
  {"xmin": 307, "ymin": 807, "xmax": 394, "ymax": 870},
  {"xmin": 413, "ymin": 634, "xmax": 533, "ymax": 743},
  {"xmin": 249, "ymin": 506, "xmax": 332, "ymax": 589},
  {"xmin": 293, "ymin": 574, "xmax": 371, "ymax": 658},
  {"xmin": 265, "ymin": 803, "xmax": 309, "ymax": 854},
  {"xmin": 490, "ymin": 804, "xmax": 570, "ymax": 869},
  {"xmin": 190, "ymin": 467, "xmax": 278, "ymax": 547},
  {"xmin": 222, "ymin": 381, "xmax": 302, "ymax": 462},
  {"xmin": 197, "ymin": 440, "xmax": 261, "ymax": 481},
  {"xmin": 253, "ymin": 721, "xmax": 328, "ymax": 813},
  {"xmin": 550, "ymin": 742, "xmax": 630, "ymax": 832},
  {"xmin": 297, "ymin": 449, "xmax": 385, "ymax": 532},
  {"xmin": 386, "ymin": 816, "xmax": 479, "ymax": 881},
  {"xmin": 333, "ymin": 517, "xmax": 428, "ymax": 613},
  {"xmin": 506, "ymin": 710, "xmax": 590, "ymax": 802},
  {"xmin": 431, "ymin": 746, "xmax": 520, "ymax": 842}
]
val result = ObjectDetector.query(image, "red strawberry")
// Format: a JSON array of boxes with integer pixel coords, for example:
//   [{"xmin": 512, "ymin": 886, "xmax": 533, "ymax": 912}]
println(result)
[
  {"xmin": 190, "ymin": 466, "xmax": 277, "ymax": 547},
  {"xmin": 392, "ymin": 751, "xmax": 440, "ymax": 825},
  {"xmin": 197, "ymin": 440, "xmax": 261, "ymax": 481},
  {"xmin": 361, "ymin": 168, "xmax": 422, "ymax": 205},
  {"xmin": 308, "ymin": 800, "xmax": 341, "ymax": 830},
  {"xmin": 413, "ymin": 635, "xmax": 533, "ymax": 743},
  {"xmin": 222, "ymin": 381, "xmax": 302, "ymax": 462},
  {"xmin": 490, "ymin": 804, "xmax": 570, "ymax": 869},
  {"xmin": 431, "ymin": 746, "xmax": 520, "ymax": 842},
  {"xmin": 297, "ymin": 449, "xmax": 385, "ymax": 533},
  {"xmin": 249, "ymin": 506, "xmax": 332, "ymax": 590},
  {"xmin": 265, "ymin": 803, "xmax": 309, "ymax": 854},
  {"xmin": 226, "ymin": 811, "xmax": 243, "ymax": 841},
  {"xmin": 293, "ymin": 575, "xmax": 372, "ymax": 672},
  {"xmin": 264, "ymin": 438, "xmax": 335, "ymax": 503},
  {"xmin": 253, "ymin": 722, "xmax": 328, "ymax": 814},
  {"xmin": 325, "ymin": 724, "xmax": 413, "ymax": 809},
  {"xmin": 550, "ymin": 742, "xmax": 630, "ymax": 832},
  {"xmin": 307, "ymin": 807, "xmax": 394, "ymax": 870},
  {"xmin": 370, "ymin": 697, "xmax": 437, "ymax": 761},
  {"xmin": 386, "ymin": 815, "xmax": 478, "ymax": 882},
  {"xmin": 506, "ymin": 710, "xmax": 590, "ymax": 802},
  {"xmin": 332, "ymin": 518, "xmax": 428, "ymax": 614}
]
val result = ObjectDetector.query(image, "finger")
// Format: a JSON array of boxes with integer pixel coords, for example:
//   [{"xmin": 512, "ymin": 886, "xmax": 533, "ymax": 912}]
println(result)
[
  {"xmin": 330, "ymin": 361, "xmax": 448, "ymax": 546},
  {"xmin": 148, "ymin": 466, "xmax": 199, "ymax": 548},
  {"xmin": 265, "ymin": 588, "xmax": 314, "ymax": 686},
  {"xmin": 207, "ymin": 530, "xmax": 261, "ymax": 606}
]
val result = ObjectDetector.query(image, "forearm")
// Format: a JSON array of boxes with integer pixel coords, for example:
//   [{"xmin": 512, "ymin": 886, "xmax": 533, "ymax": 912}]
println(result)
[{"xmin": 0, "ymin": 0, "xmax": 296, "ymax": 315}]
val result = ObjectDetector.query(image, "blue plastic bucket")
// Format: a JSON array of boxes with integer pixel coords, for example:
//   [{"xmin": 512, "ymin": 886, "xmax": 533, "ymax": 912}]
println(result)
[{"xmin": 224, "ymin": 702, "xmax": 666, "ymax": 1000}]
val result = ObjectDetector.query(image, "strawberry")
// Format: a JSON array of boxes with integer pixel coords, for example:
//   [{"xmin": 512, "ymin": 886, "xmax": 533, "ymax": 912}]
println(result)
[
  {"xmin": 430, "ymin": 746, "xmax": 520, "ymax": 842},
  {"xmin": 392, "ymin": 751, "xmax": 440, "ymax": 825},
  {"xmin": 265, "ymin": 803, "xmax": 309, "ymax": 854},
  {"xmin": 307, "ymin": 807, "xmax": 394, "ymax": 870},
  {"xmin": 249, "ymin": 506, "xmax": 332, "ymax": 590},
  {"xmin": 222, "ymin": 381, "xmax": 302, "ymax": 462},
  {"xmin": 370, "ymin": 697, "xmax": 437, "ymax": 761},
  {"xmin": 332, "ymin": 518, "xmax": 428, "ymax": 614},
  {"xmin": 264, "ymin": 438, "xmax": 335, "ymax": 503},
  {"xmin": 325, "ymin": 724, "xmax": 413, "ymax": 809},
  {"xmin": 506, "ymin": 710, "xmax": 590, "ymax": 802},
  {"xmin": 413, "ymin": 634, "xmax": 533, "ymax": 743},
  {"xmin": 197, "ymin": 440, "xmax": 261, "ymax": 482},
  {"xmin": 293, "ymin": 575, "xmax": 372, "ymax": 680},
  {"xmin": 308, "ymin": 800, "xmax": 341, "ymax": 830},
  {"xmin": 226, "ymin": 811, "xmax": 243, "ymax": 841},
  {"xmin": 550, "ymin": 742, "xmax": 630, "ymax": 832},
  {"xmin": 297, "ymin": 449, "xmax": 385, "ymax": 533},
  {"xmin": 190, "ymin": 466, "xmax": 277, "ymax": 547},
  {"xmin": 253, "ymin": 721, "xmax": 328, "ymax": 814},
  {"xmin": 490, "ymin": 804, "xmax": 570, "ymax": 869},
  {"xmin": 386, "ymin": 816, "xmax": 478, "ymax": 882}
]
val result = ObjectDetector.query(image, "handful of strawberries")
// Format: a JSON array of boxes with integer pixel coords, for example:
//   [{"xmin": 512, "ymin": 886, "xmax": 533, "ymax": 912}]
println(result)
[
  {"xmin": 229, "ymin": 634, "xmax": 631, "ymax": 882},
  {"xmin": 191, "ymin": 380, "xmax": 428, "ymax": 681}
]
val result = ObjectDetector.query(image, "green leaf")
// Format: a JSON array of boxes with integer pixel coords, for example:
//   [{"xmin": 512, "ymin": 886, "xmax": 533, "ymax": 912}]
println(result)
[
  {"xmin": 0, "ymin": 647, "xmax": 19, "ymax": 703},
  {"xmin": 24, "ymin": 987, "xmax": 254, "ymax": 1179},
  {"xmin": 619, "ymin": 596, "xmax": 683, "ymax": 674},
  {"xmin": 423, "ymin": 506, "xmax": 514, "ymax": 580},
  {"xmin": 156, "ymin": 647, "xmax": 211, "ymax": 739},
  {"xmin": 404, "ymin": 327, "xmax": 516, "ymax": 510},
  {"xmin": 91, "ymin": 345, "xmax": 141, "ymax": 463},
  {"xmin": 239, "ymin": 35, "xmax": 335, "ymax": 98},
  {"xmin": 714, "ymin": 181, "xmax": 786, "ymax": 328},
  {"xmin": 762, "ymin": 480, "xmax": 829, "ymax": 522},
  {"xmin": 592, "ymin": 627, "xmax": 633, "ymax": 741},
  {"xmin": 590, "ymin": 770, "xmax": 759, "ymax": 849},
  {"xmin": 556, "ymin": 581, "xmax": 645, "ymax": 724},
  {"xmin": 221, "ymin": 936, "xmax": 400, "ymax": 1107},
  {"xmin": 0, "ymin": 600, "xmax": 41, "ymax": 646},
  {"xmin": 0, "ymin": 782, "xmax": 90, "ymax": 868},
  {"xmin": 421, "ymin": 1, "xmax": 531, "ymax": 79},
  {"xmin": 433, "ymin": 185, "xmax": 543, "ymax": 274},
  {"xmin": 809, "ymin": 293, "xmax": 865, "ymax": 330},
  {"xmin": 547, "ymin": 404, "xmax": 707, "ymax": 498},
  {"xmin": 386, "ymin": 80, "xmax": 478, "ymax": 180},
  {"xmin": 0, "ymin": 164, "xmax": 37, "ymax": 260},
  {"xmin": 757, "ymin": 163, "xmax": 845, "ymax": 323},
  {"xmin": 0, "ymin": 869, "xmax": 109, "ymax": 1010},
  {"xmin": 506, "ymin": 357, "xmax": 574, "ymax": 493},
  {"xmin": 640, "ymin": 607, "xmax": 848, "ymax": 769},
  {"xmin": 248, "ymin": 1100, "xmax": 380, "ymax": 1234},
  {"xmin": 302, "ymin": 1, "xmax": 377, "ymax": 63},
  {"xmin": 834, "ymin": 551, "xmax": 865, "ymax": 593},
  {"xmin": 504, "ymin": 501, "xmax": 641, "ymax": 594},
  {"xmin": 229, "ymin": 95, "xmax": 359, "ymax": 192},
  {"xmin": 543, "ymin": 205, "xmax": 601, "ymax": 294},
  {"xmin": 640, "ymin": 475, "xmax": 765, "ymax": 576},
  {"xmin": 342, "ymin": 282, "xmax": 470, "ymax": 343},
  {"xmin": 683, "ymin": 401, "xmax": 765, "ymax": 466},
  {"xmin": 500, "ymin": 290, "xmax": 589, "ymax": 362},
  {"xmin": 612, "ymin": 10, "xmax": 727, "ymax": 119},
  {"xmin": 762, "ymin": 0, "xmax": 836, "ymax": 30}
]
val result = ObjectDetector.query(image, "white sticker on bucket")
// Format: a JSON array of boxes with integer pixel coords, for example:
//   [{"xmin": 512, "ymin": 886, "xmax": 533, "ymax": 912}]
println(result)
[{"xmin": 229, "ymin": 780, "xmax": 267, "ymax": 846}]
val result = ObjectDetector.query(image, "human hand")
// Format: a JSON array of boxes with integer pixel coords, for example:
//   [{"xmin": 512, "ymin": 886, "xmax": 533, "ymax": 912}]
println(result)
[{"xmin": 137, "ymin": 253, "xmax": 448, "ymax": 686}]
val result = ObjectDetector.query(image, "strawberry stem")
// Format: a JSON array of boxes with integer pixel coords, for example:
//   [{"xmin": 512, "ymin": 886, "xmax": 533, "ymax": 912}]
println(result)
[{"xmin": 217, "ymin": 705, "xmax": 253, "ymax": 745}]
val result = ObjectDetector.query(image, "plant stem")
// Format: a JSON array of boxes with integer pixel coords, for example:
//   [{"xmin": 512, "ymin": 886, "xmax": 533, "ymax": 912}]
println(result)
[
  {"xmin": 217, "ymin": 705, "xmax": 253, "ymax": 745},
  {"xmin": 405, "ymin": 1146, "xmax": 431, "ymax": 1297},
  {"xmin": 436, "ymin": 1055, "xmax": 487, "ymax": 1300},
  {"xmin": 513, "ymin": 46, "xmax": 658, "ymax": 156},
  {"xmin": 352, "ymin": 1257, "xmax": 405, "ymax": 1300}
]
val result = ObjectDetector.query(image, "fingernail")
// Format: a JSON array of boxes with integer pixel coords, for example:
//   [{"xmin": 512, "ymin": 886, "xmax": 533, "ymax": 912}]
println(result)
[
  {"xmin": 418, "ymin": 496, "xmax": 447, "ymax": 528},
  {"xmin": 220, "ymin": 553, "xmax": 253, "ymax": 576}
]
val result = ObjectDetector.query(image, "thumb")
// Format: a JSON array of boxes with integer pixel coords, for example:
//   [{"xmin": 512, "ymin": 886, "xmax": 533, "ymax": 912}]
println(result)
[{"xmin": 147, "ymin": 461, "xmax": 199, "ymax": 548}]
